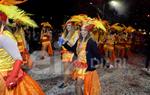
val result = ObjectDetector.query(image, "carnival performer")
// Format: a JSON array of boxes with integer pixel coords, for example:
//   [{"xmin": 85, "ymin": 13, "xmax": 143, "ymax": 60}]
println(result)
[
  {"xmin": 124, "ymin": 26, "xmax": 135, "ymax": 59},
  {"xmin": 63, "ymin": 21, "xmax": 102, "ymax": 95},
  {"xmin": 13, "ymin": 22, "xmax": 32, "ymax": 69},
  {"xmin": 40, "ymin": 22, "xmax": 53, "ymax": 59},
  {"xmin": 0, "ymin": 11, "xmax": 45, "ymax": 95},
  {"xmin": 115, "ymin": 32, "xmax": 126, "ymax": 59},
  {"xmin": 0, "ymin": 1, "xmax": 38, "ymax": 69},
  {"xmin": 110, "ymin": 23, "xmax": 126, "ymax": 60},
  {"xmin": 103, "ymin": 31, "xmax": 116, "ymax": 68},
  {"xmin": 58, "ymin": 21, "xmax": 79, "ymax": 88}
]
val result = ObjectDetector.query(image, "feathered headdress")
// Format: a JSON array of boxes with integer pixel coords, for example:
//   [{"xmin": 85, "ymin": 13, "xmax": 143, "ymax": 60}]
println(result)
[
  {"xmin": 110, "ymin": 23, "xmax": 126, "ymax": 32},
  {"xmin": 90, "ymin": 18, "xmax": 106, "ymax": 32},
  {"xmin": 41, "ymin": 22, "xmax": 52, "ymax": 29},
  {"xmin": 124, "ymin": 26, "xmax": 135, "ymax": 33},
  {"xmin": 0, "ymin": 4, "xmax": 38, "ymax": 28},
  {"xmin": 0, "ymin": 0, "xmax": 27, "ymax": 5},
  {"xmin": 63, "ymin": 14, "xmax": 90, "ymax": 28},
  {"xmin": 82, "ymin": 18, "xmax": 106, "ymax": 32}
]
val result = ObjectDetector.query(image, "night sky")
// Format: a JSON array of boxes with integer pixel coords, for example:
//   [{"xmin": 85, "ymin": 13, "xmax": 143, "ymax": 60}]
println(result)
[{"xmin": 18, "ymin": 0, "xmax": 150, "ymax": 30}]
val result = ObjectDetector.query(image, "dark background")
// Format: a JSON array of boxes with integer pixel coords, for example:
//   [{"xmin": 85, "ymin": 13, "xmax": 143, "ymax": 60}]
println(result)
[{"xmin": 18, "ymin": 0, "xmax": 150, "ymax": 31}]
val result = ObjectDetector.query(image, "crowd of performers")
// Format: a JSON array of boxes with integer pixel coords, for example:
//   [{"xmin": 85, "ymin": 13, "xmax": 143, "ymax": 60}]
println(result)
[
  {"xmin": 57, "ymin": 15, "xmax": 104, "ymax": 95},
  {"xmin": 57, "ymin": 14, "xmax": 135, "ymax": 95},
  {"xmin": 0, "ymin": 0, "xmax": 149, "ymax": 95},
  {"xmin": 57, "ymin": 14, "xmax": 150, "ymax": 95}
]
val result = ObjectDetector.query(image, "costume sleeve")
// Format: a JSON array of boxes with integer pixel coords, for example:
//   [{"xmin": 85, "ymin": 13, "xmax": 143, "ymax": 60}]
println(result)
[
  {"xmin": 90, "ymin": 39, "xmax": 101, "ymax": 61},
  {"xmin": 0, "ymin": 35, "xmax": 22, "ymax": 60},
  {"xmin": 0, "ymin": 35, "xmax": 24, "ymax": 89},
  {"xmin": 86, "ymin": 39, "xmax": 101, "ymax": 71},
  {"xmin": 63, "ymin": 40, "xmax": 77, "ymax": 54}
]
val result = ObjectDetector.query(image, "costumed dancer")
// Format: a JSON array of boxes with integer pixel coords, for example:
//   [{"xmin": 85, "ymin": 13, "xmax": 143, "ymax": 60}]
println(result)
[
  {"xmin": 103, "ymin": 31, "xmax": 116, "ymax": 68},
  {"xmin": 124, "ymin": 26, "xmax": 135, "ymax": 59},
  {"xmin": 115, "ymin": 32, "xmax": 126, "ymax": 59},
  {"xmin": 40, "ymin": 22, "xmax": 53, "ymax": 59},
  {"xmin": 13, "ymin": 21, "xmax": 32, "ymax": 69},
  {"xmin": 0, "ymin": 11, "xmax": 45, "ymax": 95},
  {"xmin": 58, "ymin": 14, "xmax": 88, "ymax": 88},
  {"xmin": 58, "ymin": 21, "xmax": 79, "ymax": 88},
  {"xmin": 63, "ymin": 18, "xmax": 105, "ymax": 95},
  {"xmin": 0, "ymin": 1, "xmax": 38, "ymax": 69},
  {"xmin": 110, "ymin": 23, "xmax": 126, "ymax": 60}
]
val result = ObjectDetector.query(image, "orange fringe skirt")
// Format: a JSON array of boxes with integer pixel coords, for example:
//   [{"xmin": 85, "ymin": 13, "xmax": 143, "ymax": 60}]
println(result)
[
  {"xmin": 0, "ymin": 72, "xmax": 45, "ymax": 95},
  {"xmin": 71, "ymin": 61, "xmax": 87, "ymax": 80},
  {"xmin": 84, "ymin": 70, "xmax": 101, "ymax": 95},
  {"xmin": 42, "ymin": 41, "xmax": 53, "ymax": 56},
  {"xmin": 61, "ymin": 51, "xmax": 74, "ymax": 63}
]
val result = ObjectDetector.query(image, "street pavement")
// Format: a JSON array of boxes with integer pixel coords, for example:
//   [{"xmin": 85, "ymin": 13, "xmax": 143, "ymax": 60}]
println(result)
[{"xmin": 27, "ymin": 50, "xmax": 150, "ymax": 95}]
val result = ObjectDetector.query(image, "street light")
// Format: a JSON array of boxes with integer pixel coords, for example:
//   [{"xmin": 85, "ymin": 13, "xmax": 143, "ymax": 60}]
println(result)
[
  {"xmin": 109, "ymin": 1, "xmax": 121, "ymax": 8},
  {"xmin": 108, "ymin": 0, "xmax": 127, "ymax": 15}
]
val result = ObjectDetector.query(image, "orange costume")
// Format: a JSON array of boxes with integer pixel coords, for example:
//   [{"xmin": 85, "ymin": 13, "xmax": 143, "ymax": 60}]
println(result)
[
  {"xmin": 0, "ymin": 30, "xmax": 45, "ymax": 95},
  {"xmin": 61, "ymin": 14, "xmax": 103, "ymax": 95},
  {"xmin": 0, "ymin": 0, "xmax": 38, "ymax": 69},
  {"xmin": 115, "ymin": 33, "xmax": 126, "ymax": 58},
  {"xmin": 14, "ymin": 27, "xmax": 32, "ymax": 69},
  {"xmin": 61, "ymin": 30, "xmax": 79, "ymax": 63},
  {"xmin": 61, "ymin": 46, "xmax": 74, "ymax": 63},
  {"xmin": 71, "ymin": 41, "xmax": 88, "ymax": 80},
  {"xmin": 0, "ymin": 0, "xmax": 27, "ymax": 5},
  {"xmin": 40, "ymin": 22, "xmax": 53, "ymax": 56},
  {"xmin": 69, "ymin": 39, "xmax": 101, "ymax": 95},
  {"xmin": 41, "ymin": 31, "xmax": 53, "ymax": 56},
  {"xmin": 104, "ymin": 34, "xmax": 116, "ymax": 62}
]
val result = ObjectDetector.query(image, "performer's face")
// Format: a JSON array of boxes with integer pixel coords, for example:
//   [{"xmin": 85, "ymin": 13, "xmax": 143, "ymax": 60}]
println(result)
[
  {"xmin": 81, "ymin": 25, "xmax": 88, "ymax": 38},
  {"xmin": 66, "ymin": 24, "xmax": 73, "ymax": 32}
]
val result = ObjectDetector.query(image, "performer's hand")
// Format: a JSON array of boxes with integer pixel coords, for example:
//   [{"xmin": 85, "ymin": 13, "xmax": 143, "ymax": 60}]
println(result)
[
  {"xmin": 5, "ymin": 60, "xmax": 23, "ymax": 89},
  {"xmin": 58, "ymin": 37, "xmax": 65, "ymax": 46},
  {"xmin": 5, "ymin": 74, "xmax": 17, "ymax": 89}
]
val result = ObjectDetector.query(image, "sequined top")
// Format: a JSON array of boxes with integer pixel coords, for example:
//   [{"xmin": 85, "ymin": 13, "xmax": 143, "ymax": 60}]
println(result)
[{"xmin": 0, "ymin": 30, "xmax": 22, "ymax": 71}]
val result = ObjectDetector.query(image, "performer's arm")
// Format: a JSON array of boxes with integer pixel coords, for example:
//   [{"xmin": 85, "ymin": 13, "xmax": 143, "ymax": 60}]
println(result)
[
  {"xmin": 86, "ymin": 39, "xmax": 101, "ymax": 71},
  {"xmin": 63, "ymin": 40, "xmax": 77, "ymax": 54},
  {"xmin": 0, "ymin": 35, "xmax": 23, "ymax": 89},
  {"xmin": 90, "ymin": 39, "xmax": 101, "ymax": 61},
  {"xmin": 0, "ymin": 35, "xmax": 22, "ymax": 60}
]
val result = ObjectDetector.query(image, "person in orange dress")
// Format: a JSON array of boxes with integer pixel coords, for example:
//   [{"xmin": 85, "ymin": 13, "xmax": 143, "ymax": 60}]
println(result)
[
  {"xmin": 40, "ymin": 22, "xmax": 53, "ymax": 59},
  {"xmin": 0, "ymin": 12, "xmax": 45, "ymax": 95},
  {"xmin": 115, "ymin": 32, "xmax": 126, "ymax": 59},
  {"xmin": 103, "ymin": 32, "xmax": 116, "ymax": 68},
  {"xmin": 58, "ymin": 21, "xmax": 79, "ymax": 88},
  {"xmin": 13, "ymin": 23, "xmax": 32, "ymax": 69},
  {"xmin": 63, "ymin": 23, "xmax": 101, "ymax": 95}
]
